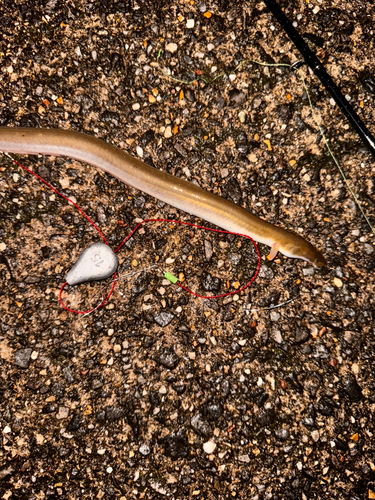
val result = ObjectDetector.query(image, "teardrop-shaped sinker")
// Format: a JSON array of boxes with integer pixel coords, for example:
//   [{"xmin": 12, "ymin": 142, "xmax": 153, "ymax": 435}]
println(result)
[{"xmin": 65, "ymin": 242, "xmax": 118, "ymax": 286}]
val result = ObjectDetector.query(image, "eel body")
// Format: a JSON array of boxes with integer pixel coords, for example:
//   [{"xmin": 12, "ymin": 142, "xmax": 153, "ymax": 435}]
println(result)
[{"xmin": 0, "ymin": 127, "xmax": 325, "ymax": 266}]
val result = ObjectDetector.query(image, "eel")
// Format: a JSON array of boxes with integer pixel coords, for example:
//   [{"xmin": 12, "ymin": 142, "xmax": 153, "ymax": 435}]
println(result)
[{"xmin": 0, "ymin": 127, "xmax": 325, "ymax": 266}]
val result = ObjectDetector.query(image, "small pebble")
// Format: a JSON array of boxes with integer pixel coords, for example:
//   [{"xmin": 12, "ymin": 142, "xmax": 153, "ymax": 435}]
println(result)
[
  {"xmin": 270, "ymin": 311, "xmax": 280, "ymax": 322},
  {"xmin": 311, "ymin": 430, "xmax": 320, "ymax": 442},
  {"xmin": 238, "ymin": 111, "xmax": 246, "ymax": 123},
  {"xmin": 303, "ymin": 267, "xmax": 315, "ymax": 277},
  {"xmin": 203, "ymin": 441, "xmax": 216, "ymax": 454},
  {"xmin": 333, "ymin": 278, "xmax": 343, "ymax": 288},
  {"xmin": 164, "ymin": 126, "xmax": 172, "ymax": 138},
  {"xmin": 166, "ymin": 43, "xmax": 178, "ymax": 53},
  {"xmin": 139, "ymin": 444, "xmax": 151, "ymax": 456},
  {"xmin": 186, "ymin": 19, "xmax": 195, "ymax": 28}
]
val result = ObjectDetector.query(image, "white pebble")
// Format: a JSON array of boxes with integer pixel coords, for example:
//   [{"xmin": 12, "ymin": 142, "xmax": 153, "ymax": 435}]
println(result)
[
  {"xmin": 166, "ymin": 42, "xmax": 178, "ymax": 53},
  {"xmin": 333, "ymin": 278, "xmax": 343, "ymax": 288},
  {"xmin": 272, "ymin": 330, "xmax": 283, "ymax": 343},
  {"xmin": 132, "ymin": 103, "xmax": 140, "ymax": 110},
  {"xmin": 186, "ymin": 19, "xmax": 195, "ymax": 28},
  {"xmin": 303, "ymin": 173, "xmax": 311, "ymax": 182},
  {"xmin": 75, "ymin": 46, "xmax": 82, "ymax": 57},
  {"xmin": 238, "ymin": 111, "xmax": 246, "ymax": 123},
  {"xmin": 203, "ymin": 441, "xmax": 216, "ymax": 454},
  {"xmin": 270, "ymin": 311, "xmax": 280, "ymax": 322},
  {"xmin": 164, "ymin": 126, "xmax": 172, "ymax": 138},
  {"xmin": 311, "ymin": 430, "xmax": 320, "ymax": 442},
  {"xmin": 136, "ymin": 146, "xmax": 143, "ymax": 158},
  {"xmin": 56, "ymin": 407, "xmax": 69, "ymax": 420}
]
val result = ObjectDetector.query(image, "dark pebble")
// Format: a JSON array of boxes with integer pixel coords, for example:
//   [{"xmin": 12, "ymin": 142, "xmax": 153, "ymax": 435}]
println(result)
[
  {"xmin": 131, "ymin": 273, "xmax": 151, "ymax": 296},
  {"xmin": 142, "ymin": 336, "xmax": 155, "ymax": 348},
  {"xmin": 257, "ymin": 293, "xmax": 281, "ymax": 308},
  {"xmin": 228, "ymin": 88, "xmax": 247, "ymax": 107},
  {"xmin": 140, "ymin": 129, "xmax": 155, "ymax": 146},
  {"xmin": 185, "ymin": 89, "xmax": 195, "ymax": 102},
  {"xmin": 172, "ymin": 383, "xmax": 186, "ymax": 394},
  {"xmin": 206, "ymin": 402, "xmax": 223, "ymax": 420},
  {"xmin": 223, "ymin": 309, "xmax": 235, "ymax": 322},
  {"xmin": 67, "ymin": 414, "xmax": 82, "ymax": 432},
  {"xmin": 154, "ymin": 348, "xmax": 180, "ymax": 369},
  {"xmin": 161, "ymin": 428, "xmax": 189, "ymax": 460},
  {"xmin": 275, "ymin": 428, "xmax": 289, "ymax": 440},
  {"xmin": 231, "ymin": 342, "xmax": 241, "ymax": 353},
  {"xmin": 14, "ymin": 348, "xmax": 32, "ymax": 369},
  {"xmin": 190, "ymin": 413, "xmax": 212, "ymax": 437},
  {"xmin": 302, "ymin": 403, "xmax": 316, "ymax": 427},
  {"xmin": 105, "ymin": 406, "xmax": 126, "ymax": 422},
  {"xmin": 149, "ymin": 391, "xmax": 161, "ymax": 406},
  {"xmin": 294, "ymin": 328, "xmax": 311, "ymax": 345},
  {"xmin": 154, "ymin": 311, "xmax": 175, "ymax": 327},
  {"xmin": 91, "ymin": 379, "xmax": 104, "ymax": 390},
  {"xmin": 317, "ymin": 398, "xmax": 335, "ymax": 416},
  {"xmin": 133, "ymin": 196, "xmax": 145, "ymax": 208},
  {"xmin": 221, "ymin": 380, "xmax": 230, "ymax": 398},
  {"xmin": 51, "ymin": 382, "xmax": 65, "ymax": 399},
  {"xmin": 257, "ymin": 407, "xmax": 275, "ymax": 427},
  {"xmin": 42, "ymin": 402, "xmax": 56, "ymax": 414},
  {"xmin": 360, "ymin": 69, "xmax": 375, "ymax": 94},
  {"xmin": 223, "ymin": 178, "xmax": 242, "ymax": 204},
  {"xmin": 275, "ymin": 103, "xmax": 293, "ymax": 122},
  {"xmin": 201, "ymin": 271, "xmax": 221, "ymax": 292},
  {"xmin": 342, "ymin": 374, "xmax": 363, "ymax": 401}
]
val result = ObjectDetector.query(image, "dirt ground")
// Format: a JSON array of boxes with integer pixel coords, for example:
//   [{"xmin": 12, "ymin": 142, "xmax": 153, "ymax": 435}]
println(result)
[{"xmin": 1, "ymin": 1, "xmax": 375, "ymax": 499}]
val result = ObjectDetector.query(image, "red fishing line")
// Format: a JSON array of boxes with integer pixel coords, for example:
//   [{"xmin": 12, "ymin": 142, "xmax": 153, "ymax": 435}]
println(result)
[
  {"xmin": 114, "ymin": 218, "xmax": 261, "ymax": 299},
  {"xmin": 8, "ymin": 156, "xmax": 260, "ymax": 313},
  {"xmin": 10, "ymin": 158, "xmax": 115, "ymax": 315}
]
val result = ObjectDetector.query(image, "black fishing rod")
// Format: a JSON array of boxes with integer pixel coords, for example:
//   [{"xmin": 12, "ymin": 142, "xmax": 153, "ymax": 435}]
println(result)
[{"xmin": 263, "ymin": 0, "xmax": 375, "ymax": 157}]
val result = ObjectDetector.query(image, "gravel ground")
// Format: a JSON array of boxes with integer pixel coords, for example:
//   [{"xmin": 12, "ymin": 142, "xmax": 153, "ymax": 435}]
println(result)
[{"xmin": 1, "ymin": 1, "xmax": 375, "ymax": 499}]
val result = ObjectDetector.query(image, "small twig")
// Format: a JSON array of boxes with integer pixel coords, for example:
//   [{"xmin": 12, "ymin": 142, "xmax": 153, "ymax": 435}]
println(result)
[
  {"xmin": 155, "ymin": 51, "xmax": 374, "ymax": 236},
  {"xmin": 111, "ymin": 264, "xmax": 158, "ymax": 284},
  {"xmin": 251, "ymin": 297, "xmax": 297, "ymax": 312},
  {"xmin": 298, "ymin": 69, "xmax": 375, "ymax": 236},
  {"xmin": 155, "ymin": 49, "xmax": 289, "ymax": 86}
]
